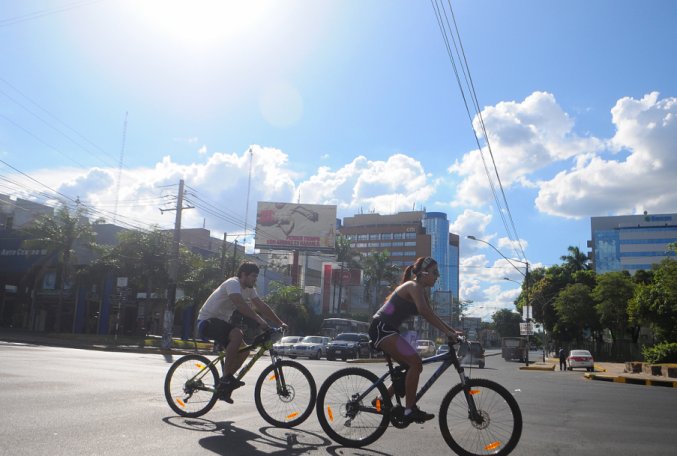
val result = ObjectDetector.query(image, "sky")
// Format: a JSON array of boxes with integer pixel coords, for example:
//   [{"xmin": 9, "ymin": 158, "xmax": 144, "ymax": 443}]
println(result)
[{"xmin": 1, "ymin": 0, "xmax": 676, "ymax": 321}]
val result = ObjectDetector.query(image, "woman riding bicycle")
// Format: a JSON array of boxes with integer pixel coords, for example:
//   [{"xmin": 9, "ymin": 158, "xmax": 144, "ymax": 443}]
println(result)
[{"xmin": 369, "ymin": 256, "xmax": 462, "ymax": 424}]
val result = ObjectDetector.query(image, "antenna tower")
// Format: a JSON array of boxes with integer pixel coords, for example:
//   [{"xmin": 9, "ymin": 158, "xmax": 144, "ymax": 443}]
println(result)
[{"xmin": 113, "ymin": 111, "xmax": 128, "ymax": 223}]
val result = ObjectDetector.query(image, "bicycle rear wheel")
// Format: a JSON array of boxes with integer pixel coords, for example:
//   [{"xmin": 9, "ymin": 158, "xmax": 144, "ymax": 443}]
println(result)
[
  {"xmin": 316, "ymin": 367, "xmax": 390, "ymax": 448},
  {"xmin": 164, "ymin": 354, "xmax": 219, "ymax": 418},
  {"xmin": 439, "ymin": 378, "xmax": 522, "ymax": 456},
  {"xmin": 254, "ymin": 360, "xmax": 317, "ymax": 428}
]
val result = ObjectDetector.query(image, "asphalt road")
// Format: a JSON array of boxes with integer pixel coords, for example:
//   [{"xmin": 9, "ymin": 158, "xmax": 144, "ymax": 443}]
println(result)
[{"xmin": 1, "ymin": 343, "xmax": 676, "ymax": 456}]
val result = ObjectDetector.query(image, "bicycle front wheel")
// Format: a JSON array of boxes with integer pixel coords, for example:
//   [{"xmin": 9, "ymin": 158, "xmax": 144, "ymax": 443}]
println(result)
[
  {"xmin": 164, "ymin": 354, "xmax": 219, "ymax": 418},
  {"xmin": 254, "ymin": 360, "xmax": 316, "ymax": 428},
  {"xmin": 440, "ymin": 378, "xmax": 522, "ymax": 456},
  {"xmin": 316, "ymin": 367, "xmax": 390, "ymax": 448}
]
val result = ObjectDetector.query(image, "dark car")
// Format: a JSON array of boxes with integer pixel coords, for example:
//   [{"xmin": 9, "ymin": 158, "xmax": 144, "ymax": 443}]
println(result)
[
  {"xmin": 458, "ymin": 341, "xmax": 485, "ymax": 368},
  {"xmin": 326, "ymin": 333, "xmax": 371, "ymax": 361}
]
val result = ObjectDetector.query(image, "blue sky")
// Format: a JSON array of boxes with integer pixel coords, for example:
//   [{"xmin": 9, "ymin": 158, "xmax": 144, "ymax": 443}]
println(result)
[{"xmin": 1, "ymin": 0, "xmax": 676, "ymax": 320}]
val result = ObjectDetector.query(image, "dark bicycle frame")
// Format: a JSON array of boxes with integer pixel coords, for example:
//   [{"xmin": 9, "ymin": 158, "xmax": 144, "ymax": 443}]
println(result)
[
  {"xmin": 185, "ymin": 330, "xmax": 288, "ymax": 396},
  {"xmin": 354, "ymin": 340, "xmax": 482, "ymax": 422}
]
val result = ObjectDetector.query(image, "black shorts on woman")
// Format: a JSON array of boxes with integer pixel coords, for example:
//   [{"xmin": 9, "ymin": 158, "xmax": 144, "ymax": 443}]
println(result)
[{"xmin": 369, "ymin": 291, "xmax": 419, "ymax": 350}]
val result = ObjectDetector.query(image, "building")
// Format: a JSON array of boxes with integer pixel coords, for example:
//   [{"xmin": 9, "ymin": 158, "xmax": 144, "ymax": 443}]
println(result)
[
  {"xmin": 339, "ymin": 210, "xmax": 460, "ymax": 338},
  {"xmin": 589, "ymin": 212, "xmax": 677, "ymax": 274},
  {"xmin": 340, "ymin": 211, "xmax": 431, "ymax": 267}
]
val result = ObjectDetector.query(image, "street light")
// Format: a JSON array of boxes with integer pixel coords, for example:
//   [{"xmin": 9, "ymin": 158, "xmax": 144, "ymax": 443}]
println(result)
[{"xmin": 467, "ymin": 235, "xmax": 532, "ymax": 366}]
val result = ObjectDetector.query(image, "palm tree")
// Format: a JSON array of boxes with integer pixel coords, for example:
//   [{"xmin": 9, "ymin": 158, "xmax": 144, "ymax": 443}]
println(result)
[
  {"xmin": 21, "ymin": 204, "xmax": 96, "ymax": 332},
  {"xmin": 334, "ymin": 234, "xmax": 353, "ymax": 314},
  {"xmin": 361, "ymin": 250, "xmax": 401, "ymax": 313},
  {"xmin": 560, "ymin": 246, "xmax": 590, "ymax": 272}
]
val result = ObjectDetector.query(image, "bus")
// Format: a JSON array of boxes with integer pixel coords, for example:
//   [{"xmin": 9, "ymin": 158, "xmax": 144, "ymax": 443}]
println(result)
[{"xmin": 320, "ymin": 318, "xmax": 370, "ymax": 338}]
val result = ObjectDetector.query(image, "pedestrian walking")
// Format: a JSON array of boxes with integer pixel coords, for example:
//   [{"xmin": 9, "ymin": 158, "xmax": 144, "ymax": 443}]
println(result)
[{"xmin": 559, "ymin": 348, "xmax": 567, "ymax": 371}]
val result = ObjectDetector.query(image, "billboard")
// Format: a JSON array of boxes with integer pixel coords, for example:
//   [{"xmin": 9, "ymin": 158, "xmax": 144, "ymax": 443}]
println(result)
[{"xmin": 255, "ymin": 202, "xmax": 337, "ymax": 252}]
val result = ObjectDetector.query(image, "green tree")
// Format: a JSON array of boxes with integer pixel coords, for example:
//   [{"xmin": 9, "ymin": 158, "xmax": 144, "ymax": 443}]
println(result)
[
  {"xmin": 553, "ymin": 283, "xmax": 599, "ymax": 345},
  {"xmin": 592, "ymin": 271, "xmax": 635, "ymax": 342},
  {"xmin": 492, "ymin": 308, "xmax": 522, "ymax": 338},
  {"xmin": 334, "ymin": 234, "xmax": 354, "ymax": 314},
  {"xmin": 628, "ymin": 259, "xmax": 677, "ymax": 343},
  {"xmin": 560, "ymin": 245, "xmax": 590, "ymax": 272},
  {"xmin": 21, "ymin": 204, "xmax": 96, "ymax": 332},
  {"xmin": 361, "ymin": 250, "xmax": 401, "ymax": 313},
  {"xmin": 265, "ymin": 281, "xmax": 308, "ymax": 334}
]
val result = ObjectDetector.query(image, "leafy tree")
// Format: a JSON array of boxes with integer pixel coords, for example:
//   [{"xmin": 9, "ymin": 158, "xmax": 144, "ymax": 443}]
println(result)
[
  {"xmin": 265, "ymin": 281, "xmax": 308, "ymax": 334},
  {"xmin": 592, "ymin": 271, "xmax": 635, "ymax": 342},
  {"xmin": 553, "ymin": 283, "xmax": 599, "ymax": 345},
  {"xmin": 361, "ymin": 250, "xmax": 401, "ymax": 313},
  {"xmin": 492, "ymin": 308, "xmax": 522, "ymax": 338},
  {"xmin": 334, "ymin": 234, "xmax": 354, "ymax": 313},
  {"xmin": 21, "ymin": 204, "xmax": 96, "ymax": 332},
  {"xmin": 560, "ymin": 245, "xmax": 590, "ymax": 272},
  {"xmin": 628, "ymin": 259, "xmax": 677, "ymax": 343}
]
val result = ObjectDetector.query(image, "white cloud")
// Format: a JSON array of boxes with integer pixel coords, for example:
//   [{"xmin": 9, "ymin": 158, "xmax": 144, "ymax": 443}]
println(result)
[
  {"xmin": 535, "ymin": 92, "xmax": 677, "ymax": 218},
  {"xmin": 448, "ymin": 91, "xmax": 604, "ymax": 209},
  {"xmin": 198, "ymin": 145, "xmax": 207, "ymax": 155}
]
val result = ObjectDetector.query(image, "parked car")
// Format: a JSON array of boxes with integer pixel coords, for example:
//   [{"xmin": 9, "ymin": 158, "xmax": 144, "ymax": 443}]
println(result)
[
  {"xmin": 436, "ymin": 344, "xmax": 450, "ymax": 356},
  {"xmin": 416, "ymin": 339, "xmax": 436, "ymax": 357},
  {"xmin": 567, "ymin": 349, "xmax": 594, "ymax": 371},
  {"xmin": 458, "ymin": 341, "xmax": 485, "ymax": 368},
  {"xmin": 289, "ymin": 336, "xmax": 331, "ymax": 360},
  {"xmin": 326, "ymin": 333, "xmax": 371, "ymax": 361},
  {"xmin": 272, "ymin": 336, "xmax": 302, "ymax": 357}
]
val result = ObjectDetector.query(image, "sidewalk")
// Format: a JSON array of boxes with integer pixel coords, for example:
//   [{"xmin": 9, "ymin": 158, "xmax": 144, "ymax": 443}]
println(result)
[
  {"xmin": 0, "ymin": 328, "xmax": 210, "ymax": 356},
  {"xmin": 521, "ymin": 356, "xmax": 677, "ymax": 388}
]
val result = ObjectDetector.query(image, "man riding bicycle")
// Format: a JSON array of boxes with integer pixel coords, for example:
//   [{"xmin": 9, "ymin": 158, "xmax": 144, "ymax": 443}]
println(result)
[{"xmin": 196, "ymin": 261, "xmax": 287, "ymax": 403}]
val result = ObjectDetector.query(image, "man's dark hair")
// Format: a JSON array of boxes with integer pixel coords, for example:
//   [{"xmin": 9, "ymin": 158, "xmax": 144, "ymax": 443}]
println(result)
[{"xmin": 237, "ymin": 261, "xmax": 260, "ymax": 277}]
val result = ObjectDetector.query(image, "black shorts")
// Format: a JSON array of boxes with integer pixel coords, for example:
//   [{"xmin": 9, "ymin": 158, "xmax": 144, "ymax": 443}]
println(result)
[
  {"xmin": 369, "ymin": 318, "xmax": 399, "ymax": 350},
  {"xmin": 197, "ymin": 318, "xmax": 238, "ymax": 347}
]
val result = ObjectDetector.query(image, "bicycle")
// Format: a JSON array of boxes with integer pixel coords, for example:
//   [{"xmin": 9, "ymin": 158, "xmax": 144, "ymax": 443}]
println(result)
[
  {"xmin": 316, "ymin": 337, "xmax": 522, "ymax": 455},
  {"xmin": 164, "ymin": 327, "xmax": 316, "ymax": 428}
]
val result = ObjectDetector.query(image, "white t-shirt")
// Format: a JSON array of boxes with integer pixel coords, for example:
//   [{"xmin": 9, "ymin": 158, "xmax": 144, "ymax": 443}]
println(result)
[{"xmin": 197, "ymin": 277, "xmax": 259, "ymax": 322}]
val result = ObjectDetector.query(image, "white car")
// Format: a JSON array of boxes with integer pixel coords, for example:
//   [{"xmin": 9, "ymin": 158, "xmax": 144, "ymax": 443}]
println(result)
[
  {"xmin": 272, "ymin": 336, "xmax": 302, "ymax": 357},
  {"xmin": 416, "ymin": 340, "xmax": 436, "ymax": 357},
  {"xmin": 289, "ymin": 336, "xmax": 331, "ymax": 360},
  {"xmin": 567, "ymin": 349, "xmax": 594, "ymax": 371}
]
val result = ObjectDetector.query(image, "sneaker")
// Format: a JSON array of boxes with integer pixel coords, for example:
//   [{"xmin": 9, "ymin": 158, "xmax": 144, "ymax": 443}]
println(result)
[
  {"xmin": 217, "ymin": 376, "xmax": 245, "ymax": 403},
  {"xmin": 404, "ymin": 406, "xmax": 435, "ymax": 424}
]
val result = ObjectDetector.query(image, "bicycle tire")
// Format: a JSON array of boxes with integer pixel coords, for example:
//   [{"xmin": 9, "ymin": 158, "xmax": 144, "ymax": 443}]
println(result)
[
  {"xmin": 164, "ymin": 354, "xmax": 219, "ymax": 418},
  {"xmin": 316, "ymin": 367, "xmax": 390, "ymax": 448},
  {"xmin": 254, "ymin": 360, "xmax": 317, "ymax": 428},
  {"xmin": 439, "ymin": 378, "xmax": 522, "ymax": 456}
]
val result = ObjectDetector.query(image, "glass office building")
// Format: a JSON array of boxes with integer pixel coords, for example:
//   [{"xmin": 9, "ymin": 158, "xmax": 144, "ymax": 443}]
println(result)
[
  {"xmin": 422, "ymin": 212, "xmax": 450, "ymax": 293},
  {"xmin": 590, "ymin": 213, "xmax": 677, "ymax": 274}
]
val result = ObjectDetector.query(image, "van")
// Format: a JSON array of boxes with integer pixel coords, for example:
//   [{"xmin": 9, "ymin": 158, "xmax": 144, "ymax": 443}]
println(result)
[{"xmin": 416, "ymin": 339, "xmax": 436, "ymax": 357}]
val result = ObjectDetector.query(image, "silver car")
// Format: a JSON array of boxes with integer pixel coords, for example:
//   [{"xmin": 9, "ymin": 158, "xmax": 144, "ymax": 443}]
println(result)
[
  {"xmin": 272, "ymin": 336, "xmax": 302, "ymax": 357},
  {"xmin": 289, "ymin": 336, "xmax": 331, "ymax": 360}
]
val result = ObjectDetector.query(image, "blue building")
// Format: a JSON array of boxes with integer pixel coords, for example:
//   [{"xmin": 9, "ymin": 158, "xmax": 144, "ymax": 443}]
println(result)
[{"xmin": 589, "ymin": 212, "xmax": 677, "ymax": 274}]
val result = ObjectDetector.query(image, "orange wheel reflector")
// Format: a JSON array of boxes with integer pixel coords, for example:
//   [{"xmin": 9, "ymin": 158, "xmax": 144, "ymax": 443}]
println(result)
[
  {"xmin": 375, "ymin": 399, "xmax": 381, "ymax": 412},
  {"xmin": 268, "ymin": 374, "xmax": 277, "ymax": 381},
  {"xmin": 469, "ymin": 389, "xmax": 481, "ymax": 395},
  {"xmin": 327, "ymin": 406, "xmax": 334, "ymax": 422},
  {"xmin": 485, "ymin": 441, "xmax": 501, "ymax": 451},
  {"xmin": 176, "ymin": 398, "xmax": 186, "ymax": 408},
  {"xmin": 286, "ymin": 412, "xmax": 299, "ymax": 420},
  {"xmin": 195, "ymin": 363, "xmax": 205, "ymax": 369}
]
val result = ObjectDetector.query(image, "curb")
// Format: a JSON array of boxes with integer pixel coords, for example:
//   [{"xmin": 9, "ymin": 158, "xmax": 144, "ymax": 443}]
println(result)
[
  {"xmin": 584, "ymin": 373, "xmax": 677, "ymax": 388},
  {"xmin": 519, "ymin": 363, "xmax": 556, "ymax": 371}
]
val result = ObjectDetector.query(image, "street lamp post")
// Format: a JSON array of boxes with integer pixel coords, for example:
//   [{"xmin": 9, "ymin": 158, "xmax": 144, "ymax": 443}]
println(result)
[{"xmin": 467, "ymin": 235, "xmax": 531, "ymax": 366}]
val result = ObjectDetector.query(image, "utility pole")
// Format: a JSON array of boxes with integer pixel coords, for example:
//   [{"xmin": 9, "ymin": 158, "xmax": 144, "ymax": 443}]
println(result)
[
  {"xmin": 220, "ymin": 232, "xmax": 228, "ymax": 275},
  {"xmin": 161, "ymin": 179, "xmax": 192, "ymax": 350}
]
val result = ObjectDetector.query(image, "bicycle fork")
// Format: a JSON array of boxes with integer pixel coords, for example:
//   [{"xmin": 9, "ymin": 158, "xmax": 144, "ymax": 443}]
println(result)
[{"xmin": 458, "ymin": 371, "xmax": 484, "ymax": 425}]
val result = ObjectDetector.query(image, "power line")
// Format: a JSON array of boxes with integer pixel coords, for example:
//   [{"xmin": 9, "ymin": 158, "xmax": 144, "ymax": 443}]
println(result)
[{"xmin": 431, "ymin": 0, "xmax": 526, "ymax": 262}]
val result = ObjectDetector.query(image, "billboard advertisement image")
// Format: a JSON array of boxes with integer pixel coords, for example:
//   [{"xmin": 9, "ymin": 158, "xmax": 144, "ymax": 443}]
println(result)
[{"xmin": 255, "ymin": 202, "xmax": 337, "ymax": 252}]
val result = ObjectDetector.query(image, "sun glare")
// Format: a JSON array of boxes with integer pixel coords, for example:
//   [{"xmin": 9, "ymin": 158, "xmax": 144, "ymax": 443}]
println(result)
[{"xmin": 125, "ymin": 0, "xmax": 269, "ymax": 49}]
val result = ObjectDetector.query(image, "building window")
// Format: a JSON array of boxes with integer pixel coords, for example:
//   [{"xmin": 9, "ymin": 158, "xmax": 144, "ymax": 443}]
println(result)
[
  {"xmin": 381, "ymin": 233, "xmax": 393, "ymax": 240},
  {"xmin": 404, "ymin": 241, "xmax": 416, "ymax": 246},
  {"xmin": 369, "ymin": 233, "xmax": 380, "ymax": 240},
  {"xmin": 393, "ymin": 233, "xmax": 404, "ymax": 239},
  {"xmin": 405, "ymin": 232, "xmax": 416, "ymax": 239},
  {"xmin": 357, "ymin": 234, "xmax": 368, "ymax": 241}
]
